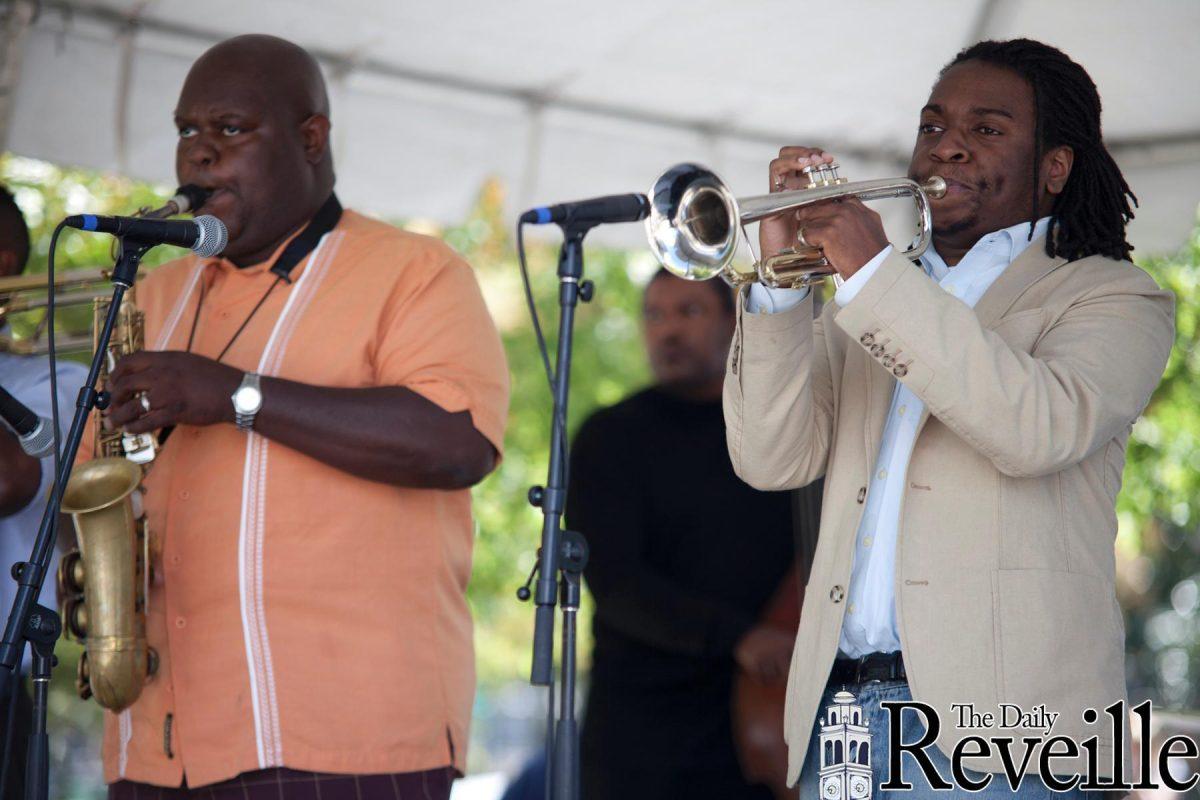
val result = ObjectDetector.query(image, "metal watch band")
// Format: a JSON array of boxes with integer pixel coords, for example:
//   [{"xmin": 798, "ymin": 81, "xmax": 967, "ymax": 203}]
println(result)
[{"xmin": 233, "ymin": 372, "xmax": 262, "ymax": 432}]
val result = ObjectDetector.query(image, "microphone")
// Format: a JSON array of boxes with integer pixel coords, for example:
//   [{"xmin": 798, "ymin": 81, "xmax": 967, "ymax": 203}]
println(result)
[
  {"xmin": 0, "ymin": 386, "xmax": 54, "ymax": 459},
  {"xmin": 520, "ymin": 194, "xmax": 650, "ymax": 227},
  {"xmin": 63, "ymin": 213, "xmax": 228, "ymax": 258}
]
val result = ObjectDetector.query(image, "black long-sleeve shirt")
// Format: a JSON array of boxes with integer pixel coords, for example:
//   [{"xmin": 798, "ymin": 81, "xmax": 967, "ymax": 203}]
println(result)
[{"xmin": 566, "ymin": 387, "xmax": 797, "ymax": 799}]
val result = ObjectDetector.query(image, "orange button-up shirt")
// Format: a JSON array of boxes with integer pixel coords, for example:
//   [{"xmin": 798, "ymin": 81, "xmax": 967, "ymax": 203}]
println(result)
[{"xmin": 87, "ymin": 210, "xmax": 509, "ymax": 786}]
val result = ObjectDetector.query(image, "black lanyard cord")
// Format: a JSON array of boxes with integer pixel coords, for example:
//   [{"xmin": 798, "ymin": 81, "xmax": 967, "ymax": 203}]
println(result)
[
  {"xmin": 157, "ymin": 194, "xmax": 343, "ymax": 447},
  {"xmin": 180, "ymin": 192, "xmax": 343, "ymax": 363},
  {"xmin": 184, "ymin": 275, "xmax": 283, "ymax": 364}
]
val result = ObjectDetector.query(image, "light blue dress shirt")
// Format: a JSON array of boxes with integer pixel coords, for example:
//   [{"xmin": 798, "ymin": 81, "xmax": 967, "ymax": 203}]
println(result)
[
  {"xmin": 0, "ymin": 340, "xmax": 89, "ymax": 646},
  {"xmin": 747, "ymin": 217, "xmax": 1050, "ymax": 657}
]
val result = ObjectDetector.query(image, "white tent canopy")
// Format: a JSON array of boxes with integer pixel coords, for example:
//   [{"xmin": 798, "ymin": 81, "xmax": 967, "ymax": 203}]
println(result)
[{"xmin": 5, "ymin": 0, "xmax": 1200, "ymax": 254}]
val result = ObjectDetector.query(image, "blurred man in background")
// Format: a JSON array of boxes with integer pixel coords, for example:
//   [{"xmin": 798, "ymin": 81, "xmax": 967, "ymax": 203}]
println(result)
[{"xmin": 566, "ymin": 269, "xmax": 820, "ymax": 800}]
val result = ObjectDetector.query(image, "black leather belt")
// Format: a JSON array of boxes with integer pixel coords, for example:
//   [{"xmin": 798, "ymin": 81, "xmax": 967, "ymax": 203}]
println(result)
[{"xmin": 828, "ymin": 651, "xmax": 906, "ymax": 686}]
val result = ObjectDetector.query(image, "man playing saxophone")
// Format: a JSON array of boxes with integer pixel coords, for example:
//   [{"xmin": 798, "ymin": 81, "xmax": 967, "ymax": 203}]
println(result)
[
  {"xmin": 726, "ymin": 39, "xmax": 1173, "ymax": 796},
  {"xmin": 80, "ymin": 34, "xmax": 509, "ymax": 800}
]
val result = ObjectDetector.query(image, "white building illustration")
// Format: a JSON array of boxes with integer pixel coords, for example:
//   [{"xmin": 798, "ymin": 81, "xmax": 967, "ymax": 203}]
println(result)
[{"xmin": 817, "ymin": 690, "xmax": 872, "ymax": 800}]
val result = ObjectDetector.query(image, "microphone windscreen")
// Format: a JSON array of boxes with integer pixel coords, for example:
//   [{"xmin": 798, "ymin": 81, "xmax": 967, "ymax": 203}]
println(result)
[
  {"xmin": 192, "ymin": 215, "xmax": 228, "ymax": 258},
  {"xmin": 21, "ymin": 419, "xmax": 55, "ymax": 459}
]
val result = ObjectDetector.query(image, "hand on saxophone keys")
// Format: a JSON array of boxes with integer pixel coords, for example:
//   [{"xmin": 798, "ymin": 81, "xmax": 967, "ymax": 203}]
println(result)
[{"xmin": 107, "ymin": 351, "xmax": 244, "ymax": 433}]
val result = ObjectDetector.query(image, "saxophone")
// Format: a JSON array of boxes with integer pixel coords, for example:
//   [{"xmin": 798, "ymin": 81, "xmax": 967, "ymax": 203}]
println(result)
[{"xmin": 57, "ymin": 288, "xmax": 158, "ymax": 712}]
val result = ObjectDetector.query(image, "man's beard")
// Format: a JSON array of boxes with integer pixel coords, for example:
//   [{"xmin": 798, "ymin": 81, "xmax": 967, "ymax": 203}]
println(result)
[
  {"xmin": 932, "ymin": 182, "xmax": 988, "ymax": 238},
  {"xmin": 933, "ymin": 215, "xmax": 978, "ymax": 237}
]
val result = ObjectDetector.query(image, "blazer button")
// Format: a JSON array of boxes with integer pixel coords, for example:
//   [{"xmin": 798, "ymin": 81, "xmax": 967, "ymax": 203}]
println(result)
[
  {"xmin": 830, "ymin": 585, "xmax": 845, "ymax": 603},
  {"xmin": 856, "ymin": 486, "xmax": 866, "ymax": 503},
  {"xmin": 870, "ymin": 344, "xmax": 884, "ymax": 357},
  {"xmin": 894, "ymin": 364, "xmax": 909, "ymax": 378},
  {"xmin": 882, "ymin": 355, "xmax": 895, "ymax": 368},
  {"xmin": 860, "ymin": 332, "xmax": 875, "ymax": 346}
]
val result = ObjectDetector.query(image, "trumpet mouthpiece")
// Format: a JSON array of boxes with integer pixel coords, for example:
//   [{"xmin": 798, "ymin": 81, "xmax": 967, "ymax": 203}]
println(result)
[{"xmin": 924, "ymin": 176, "xmax": 948, "ymax": 199}]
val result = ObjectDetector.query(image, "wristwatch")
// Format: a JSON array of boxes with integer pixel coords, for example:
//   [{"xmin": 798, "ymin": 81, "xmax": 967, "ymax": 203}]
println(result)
[{"xmin": 231, "ymin": 372, "xmax": 263, "ymax": 432}]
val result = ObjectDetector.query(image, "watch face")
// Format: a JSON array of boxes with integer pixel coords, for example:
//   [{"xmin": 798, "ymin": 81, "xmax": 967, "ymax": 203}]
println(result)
[{"xmin": 235, "ymin": 386, "xmax": 263, "ymax": 413}]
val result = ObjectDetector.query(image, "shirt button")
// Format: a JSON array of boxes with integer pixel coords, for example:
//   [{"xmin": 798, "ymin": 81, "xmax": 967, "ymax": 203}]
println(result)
[
  {"xmin": 877, "ymin": 469, "xmax": 888, "ymax": 481},
  {"xmin": 830, "ymin": 585, "xmax": 845, "ymax": 603},
  {"xmin": 171, "ymin": 555, "xmax": 181, "ymax": 565},
  {"xmin": 898, "ymin": 405, "xmax": 907, "ymax": 417},
  {"xmin": 848, "ymin": 603, "xmax": 856, "ymax": 614},
  {"xmin": 219, "ymin": 310, "xmax": 231, "ymax": 319},
  {"xmin": 179, "ymin": 490, "xmax": 190, "ymax": 500},
  {"xmin": 863, "ymin": 536, "xmax": 873, "ymax": 548},
  {"xmin": 175, "ymin": 617, "xmax": 186, "ymax": 629}
]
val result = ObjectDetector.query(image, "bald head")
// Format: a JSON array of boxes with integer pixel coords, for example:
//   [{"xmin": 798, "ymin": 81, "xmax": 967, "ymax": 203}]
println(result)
[
  {"xmin": 189, "ymin": 35, "xmax": 330, "ymax": 122},
  {"xmin": 174, "ymin": 34, "xmax": 334, "ymax": 266}
]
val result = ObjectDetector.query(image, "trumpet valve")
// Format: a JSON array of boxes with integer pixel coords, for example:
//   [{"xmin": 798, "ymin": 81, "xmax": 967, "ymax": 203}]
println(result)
[{"xmin": 803, "ymin": 162, "xmax": 848, "ymax": 189}]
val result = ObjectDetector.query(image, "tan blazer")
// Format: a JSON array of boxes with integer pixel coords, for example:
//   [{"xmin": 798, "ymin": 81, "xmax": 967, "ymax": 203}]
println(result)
[{"xmin": 723, "ymin": 239, "xmax": 1174, "ymax": 785}]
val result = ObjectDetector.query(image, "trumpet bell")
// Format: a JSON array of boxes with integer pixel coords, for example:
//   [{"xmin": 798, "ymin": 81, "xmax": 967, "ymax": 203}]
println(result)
[
  {"xmin": 646, "ymin": 161, "xmax": 947, "ymax": 289},
  {"xmin": 645, "ymin": 163, "xmax": 743, "ymax": 283}
]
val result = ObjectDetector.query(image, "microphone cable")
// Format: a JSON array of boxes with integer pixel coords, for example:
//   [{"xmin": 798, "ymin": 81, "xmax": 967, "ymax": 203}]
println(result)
[{"xmin": 515, "ymin": 221, "xmax": 570, "ymax": 476}]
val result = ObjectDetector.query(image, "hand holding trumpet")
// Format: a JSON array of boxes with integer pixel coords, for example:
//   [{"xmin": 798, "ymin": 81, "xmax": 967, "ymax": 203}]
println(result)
[{"xmin": 762, "ymin": 147, "xmax": 891, "ymax": 281}]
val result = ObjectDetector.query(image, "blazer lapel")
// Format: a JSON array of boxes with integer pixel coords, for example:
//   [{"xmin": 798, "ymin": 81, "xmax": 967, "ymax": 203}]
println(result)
[
  {"xmin": 905, "ymin": 236, "xmax": 1068, "ymax": 443},
  {"xmin": 973, "ymin": 235, "xmax": 1069, "ymax": 330}
]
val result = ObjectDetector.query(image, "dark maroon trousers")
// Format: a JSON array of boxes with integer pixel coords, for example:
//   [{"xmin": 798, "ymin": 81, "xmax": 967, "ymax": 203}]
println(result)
[{"xmin": 108, "ymin": 767, "xmax": 454, "ymax": 800}]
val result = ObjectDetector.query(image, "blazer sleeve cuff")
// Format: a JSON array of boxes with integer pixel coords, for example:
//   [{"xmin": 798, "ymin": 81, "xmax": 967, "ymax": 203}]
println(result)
[{"xmin": 832, "ymin": 250, "xmax": 937, "ymax": 393}]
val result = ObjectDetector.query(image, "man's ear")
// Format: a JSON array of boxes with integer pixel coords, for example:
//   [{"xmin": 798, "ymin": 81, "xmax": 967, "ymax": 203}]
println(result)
[
  {"xmin": 0, "ymin": 250, "xmax": 18, "ymax": 279},
  {"xmin": 299, "ymin": 114, "xmax": 331, "ymax": 165},
  {"xmin": 1042, "ymin": 145, "xmax": 1074, "ymax": 196}
]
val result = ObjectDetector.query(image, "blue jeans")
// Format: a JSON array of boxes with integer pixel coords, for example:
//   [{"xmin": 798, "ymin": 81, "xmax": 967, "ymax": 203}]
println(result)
[{"xmin": 796, "ymin": 680, "xmax": 1090, "ymax": 798}]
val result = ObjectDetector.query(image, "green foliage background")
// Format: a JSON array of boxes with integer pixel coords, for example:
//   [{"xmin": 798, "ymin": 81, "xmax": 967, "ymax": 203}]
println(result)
[{"xmin": 3, "ymin": 153, "xmax": 1199, "ymax": 791}]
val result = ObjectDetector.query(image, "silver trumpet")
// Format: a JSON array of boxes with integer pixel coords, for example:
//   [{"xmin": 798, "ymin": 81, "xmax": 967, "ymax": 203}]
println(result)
[{"xmin": 645, "ymin": 162, "xmax": 947, "ymax": 288}]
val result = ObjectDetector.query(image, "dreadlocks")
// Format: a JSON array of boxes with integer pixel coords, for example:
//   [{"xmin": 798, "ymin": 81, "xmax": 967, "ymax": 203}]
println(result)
[{"xmin": 944, "ymin": 39, "xmax": 1137, "ymax": 262}]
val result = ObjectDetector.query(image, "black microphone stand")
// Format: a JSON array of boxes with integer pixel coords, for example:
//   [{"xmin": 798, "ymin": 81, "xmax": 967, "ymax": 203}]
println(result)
[
  {"xmin": 0, "ymin": 238, "xmax": 152, "ymax": 800},
  {"xmin": 517, "ymin": 219, "xmax": 598, "ymax": 800}
]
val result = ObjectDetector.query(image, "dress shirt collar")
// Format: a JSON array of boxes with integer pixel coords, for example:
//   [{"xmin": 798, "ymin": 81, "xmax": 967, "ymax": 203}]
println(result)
[{"xmin": 921, "ymin": 216, "xmax": 1051, "ymax": 281}]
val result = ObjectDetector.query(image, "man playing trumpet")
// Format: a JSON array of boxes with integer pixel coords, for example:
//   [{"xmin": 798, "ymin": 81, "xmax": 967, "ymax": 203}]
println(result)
[{"xmin": 727, "ymin": 39, "xmax": 1173, "ymax": 796}]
